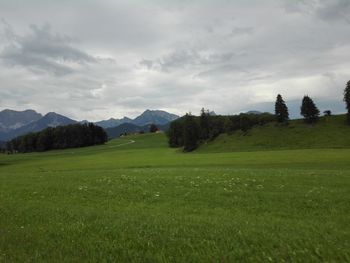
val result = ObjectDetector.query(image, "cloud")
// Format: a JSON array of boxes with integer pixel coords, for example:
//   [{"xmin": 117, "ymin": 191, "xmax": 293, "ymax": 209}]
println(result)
[
  {"xmin": 316, "ymin": 0, "xmax": 350, "ymax": 23},
  {"xmin": 0, "ymin": 1, "xmax": 349, "ymax": 121},
  {"xmin": 0, "ymin": 22, "xmax": 96, "ymax": 75},
  {"xmin": 231, "ymin": 26, "xmax": 254, "ymax": 36}
]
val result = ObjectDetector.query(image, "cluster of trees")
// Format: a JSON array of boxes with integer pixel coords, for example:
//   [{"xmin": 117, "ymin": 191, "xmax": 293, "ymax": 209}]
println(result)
[
  {"xmin": 275, "ymin": 94, "xmax": 320, "ymax": 124},
  {"xmin": 7, "ymin": 123, "xmax": 107, "ymax": 153},
  {"xmin": 168, "ymin": 109, "xmax": 275, "ymax": 152},
  {"xmin": 276, "ymin": 80, "xmax": 350, "ymax": 125},
  {"xmin": 169, "ymin": 80, "xmax": 350, "ymax": 152}
]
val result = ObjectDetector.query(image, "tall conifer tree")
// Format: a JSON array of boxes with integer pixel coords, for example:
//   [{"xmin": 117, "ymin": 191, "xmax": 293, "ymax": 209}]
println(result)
[
  {"xmin": 183, "ymin": 113, "xmax": 199, "ymax": 152},
  {"xmin": 300, "ymin": 95, "xmax": 320, "ymax": 124},
  {"xmin": 344, "ymin": 80, "xmax": 350, "ymax": 124},
  {"xmin": 275, "ymin": 94, "xmax": 289, "ymax": 123}
]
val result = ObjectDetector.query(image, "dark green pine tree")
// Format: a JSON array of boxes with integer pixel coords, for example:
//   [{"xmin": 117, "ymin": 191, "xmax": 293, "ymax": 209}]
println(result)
[
  {"xmin": 275, "ymin": 94, "xmax": 289, "ymax": 124},
  {"xmin": 300, "ymin": 95, "xmax": 320, "ymax": 124},
  {"xmin": 199, "ymin": 108, "xmax": 210, "ymax": 140},
  {"xmin": 344, "ymin": 80, "xmax": 350, "ymax": 124},
  {"xmin": 183, "ymin": 113, "xmax": 199, "ymax": 152}
]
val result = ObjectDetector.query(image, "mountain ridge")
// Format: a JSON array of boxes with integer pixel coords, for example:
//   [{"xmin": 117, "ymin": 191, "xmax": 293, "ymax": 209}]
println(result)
[
  {"xmin": 0, "ymin": 109, "xmax": 179, "ymax": 141},
  {"xmin": 94, "ymin": 110, "xmax": 179, "ymax": 128},
  {"xmin": 0, "ymin": 109, "xmax": 42, "ymax": 132},
  {"xmin": 0, "ymin": 112, "xmax": 77, "ymax": 141}
]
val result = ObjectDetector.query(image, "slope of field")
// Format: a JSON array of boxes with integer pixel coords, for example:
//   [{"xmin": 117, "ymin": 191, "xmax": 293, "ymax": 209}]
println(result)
[
  {"xmin": 199, "ymin": 114, "xmax": 350, "ymax": 152},
  {"xmin": 0, "ymin": 133, "xmax": 350, "ymax": 262}
]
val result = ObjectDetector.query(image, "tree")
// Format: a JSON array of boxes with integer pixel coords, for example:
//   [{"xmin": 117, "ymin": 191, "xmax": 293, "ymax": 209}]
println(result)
[
  {"xmin": 239, "ymin": 114, "xmax": 251, "ymax": 133},
  {"xmin": 183, "ymin": 113, "xmax": 199, "ymax": 152},
  {"xmin": 167, "ymin": 120, "xmax": 184, "ymax": 147},
  {"xmin": 323, "ymin": 110, "xmax": 332, "ymax": 117},
  {"xmin": 275, "ymin": 94, "xmax": 289, "ymax": 123},
  {"xmin": 300, "ymin": 95, "xmax": 320, "ymax": 124},
  {"xmin": 149, "ymin": 124, "xmax": 158, "ymax": 133},
  {"xmin": 199, "ymin": 108, "xmax": 210, "ymax": 140},
  {"xmin": 344, "ymin": 80, "xmax": 350, "ymax": 124}
]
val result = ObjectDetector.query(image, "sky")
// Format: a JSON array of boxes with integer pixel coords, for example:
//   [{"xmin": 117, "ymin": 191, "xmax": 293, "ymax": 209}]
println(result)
[{"xmin": 0, "ymin": 0, "xmax": 349, "ymax": 121}]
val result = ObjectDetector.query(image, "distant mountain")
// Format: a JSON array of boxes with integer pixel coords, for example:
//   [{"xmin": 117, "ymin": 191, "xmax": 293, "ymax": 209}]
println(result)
[
  {"xmin": 132, "ymin": 110, "xmax": 179, "ymax": 126},
  {"xmin": 209, "ymin": 111, "xmax": 217, "ymax": 116},
  {"xmin": 18, "ymin": 112, "xmax": 77, "ymax": 132},
  {"xmin": 94, "ymin": 110, "xmax": 179, "ymax": 129},
  {"xmin": 0, "ymin": 108, "xmax": 178, "ymax": 141},
  {"xmin": 105, "ymin": 123, "xmax": 145, "ymax": 139},
  {"xmin": 95, "ymin": 117, "xmax": 132, "ymax": 129},
  {"xmin": 0, "ymin": 112, "xmax": 77, "ymax": 141},
  {"xmin": 245, "ymin": 111, "xmax": 263, "ymax": 115},
  {"xmin": 105, "ymin": 122, "xmax": 171, "ymax": 139},
  {"xmin": 0, "ymin": 109, "xmax": 42, "ymax": 132}
]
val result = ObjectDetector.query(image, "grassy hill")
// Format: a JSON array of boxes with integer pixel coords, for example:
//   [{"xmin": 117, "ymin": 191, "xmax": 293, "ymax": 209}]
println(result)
[
  {"xmin": 199, "ymin": 114, "xmax": 350, "ymax": 152},
  {"xmin": 1, "ymin": 133, "xmax": 350, "ymax": 262}
]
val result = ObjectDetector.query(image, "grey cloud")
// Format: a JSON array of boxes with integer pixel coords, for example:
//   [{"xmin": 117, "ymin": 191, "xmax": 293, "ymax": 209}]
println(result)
[
  {"xmin": 141, "ymin": 50, "xmax": 242, "ymax": 73},
  {"xmin": 316, "ymin": 0, "xmax": 350, "ymax": 23},
  {"xmin": 139, "ymin": 59, "xmax": 157, "ymax": 70},
  {"xmin": 140, "ymin": 50, "xmax": 200, "ymax": 72},
  {"xmin": 231, "ymin": 26, "xmax": 254, "ymax": 36},
  {"xmin": 0, "ymin": 22, "xmax": 96, "ymax": 75},
  {"xmin": 156, "ymin": 49, "xmax": 202, "ymax": 72},
  {"xmin": 282, "ymin": 0, "xmax": 316, "ymax": 14},
  {"xmin": 283, "ymin": 0, "xmax": 350, "ymax": 23}
]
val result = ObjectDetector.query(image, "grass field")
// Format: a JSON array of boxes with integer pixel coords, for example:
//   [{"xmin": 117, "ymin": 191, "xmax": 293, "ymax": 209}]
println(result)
[{"xmin": 1, "ymin": 132, "xmax": 350, "ymax": 262}]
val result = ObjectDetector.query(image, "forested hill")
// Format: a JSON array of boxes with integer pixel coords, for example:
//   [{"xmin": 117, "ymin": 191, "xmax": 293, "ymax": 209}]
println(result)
[
  {"xmin": 198, "ymin": 114, "xmax": 350, "ymax": 152},
  {"xmin": 6, "ymin": 123, "xmax": 108, "ymax": 153}
]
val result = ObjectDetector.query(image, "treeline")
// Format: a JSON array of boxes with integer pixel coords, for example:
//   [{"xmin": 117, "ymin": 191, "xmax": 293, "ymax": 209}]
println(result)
[
  {"xmin": 168, "ymin": 80, "xmax": 350, "ymax": 152},
  {"xmin": 7, "ymin": 123, "xmax": 107, "ymax": 153},
  {"xmin": 167, "ymin": 110, "xmax": 275, "ymax": 152}
]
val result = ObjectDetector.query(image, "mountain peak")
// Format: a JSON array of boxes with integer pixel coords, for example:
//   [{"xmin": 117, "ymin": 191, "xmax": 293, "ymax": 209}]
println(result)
[
  {"xmin": 0, "ymin": 110, "xmax": 76, "ymax": 141},
  {"xmin": 133, "ymin": 110, "xmax": 179, "ymax": 126},
  {"xmin": 0, "ymin": 109, "xmax": 42, "ymax": 133},
  {"xmin": 44, "ymin": 112, "xmax": 58, "ymax": 117}
]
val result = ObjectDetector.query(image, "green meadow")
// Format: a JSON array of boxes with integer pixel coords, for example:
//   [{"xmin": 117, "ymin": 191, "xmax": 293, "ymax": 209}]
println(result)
[{"xmin": 1, "ymin": 121, "xmax": 350, "ymax": 262}]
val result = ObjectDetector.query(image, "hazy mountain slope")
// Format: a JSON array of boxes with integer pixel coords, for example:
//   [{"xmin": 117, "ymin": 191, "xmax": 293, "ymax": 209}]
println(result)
[
  {"xmin": 105, "ymin": 122, "xmax": 170, "ymax": 139},
  {"xmin": 105, "ymin": 123, "xmax": 145, "ymax": 138},
  {"xmin": 0, "ymin": 112, "xmax": 77, "ymax": 141},
  {"xmin": 0, "ymin": 109, "xmax": 42, "ymax": 132},
  {"xmin": 95, "ymin": 117, "xmax": 132, "ymax": 129},
  {"xmin": 96, "ymin": 110, "xmax": 179, "ymax": 128},
  {"xmin": 132, "ymin": 110, "xmax": 179, "ymax": 126}
]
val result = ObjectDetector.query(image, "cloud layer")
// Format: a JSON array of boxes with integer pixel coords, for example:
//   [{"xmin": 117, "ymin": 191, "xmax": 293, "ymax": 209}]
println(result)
[{"xmin": 0, "ymin": 0, "xmax": 349, "ymax": 121}]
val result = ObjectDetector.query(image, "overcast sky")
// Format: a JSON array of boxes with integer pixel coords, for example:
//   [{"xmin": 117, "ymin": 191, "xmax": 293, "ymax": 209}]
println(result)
[{"xmin": 0, "ymin": 0, "xmax": 349, "ymax": 121}]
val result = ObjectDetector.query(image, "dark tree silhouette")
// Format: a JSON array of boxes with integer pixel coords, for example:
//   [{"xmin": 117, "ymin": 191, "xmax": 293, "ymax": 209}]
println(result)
[
  {"xmin": 167, "ymin": 112, "xmax": 274, "ymax": 150},
  {"xmin": 275, "ymin": 94, "xmax": 289, "ymax": 124},
  {"xmin": 183, "ymin": 113, "xmax": 199, "ymax": 152},
  {"xmin": 149, "ymin": 124, "xmax": 158, "ymax": 133},
  {"xmin": 167, "ymin": 120, "xmax": 184, "ymax": 147},
  {"xmin": 300, "ymin": 95, "xmax": 320, "ymax": 124},
  {"xmin": 344, "ymin": 80, "xmax": 350, "ymax": 124},
  {"xmin": 7, "ymin": 123, "xmax": 107, "ymax": 153},
  {"xmin": 323, "ymin": 110, "xmax": 332, "ymax": 117},
  {"xmin": 199, "ymin": 108, "xmax": 210, "ymax": 140}
]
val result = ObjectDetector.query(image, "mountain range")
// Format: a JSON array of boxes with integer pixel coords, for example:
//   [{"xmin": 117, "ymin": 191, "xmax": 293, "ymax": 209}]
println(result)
[
  {"xmin": 0, "ymin": 109, "xmax": 179, "ymax": 141},
  {"xmin": 93, "ymin": 110, "xmax": 178, "ymax": 129}
]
